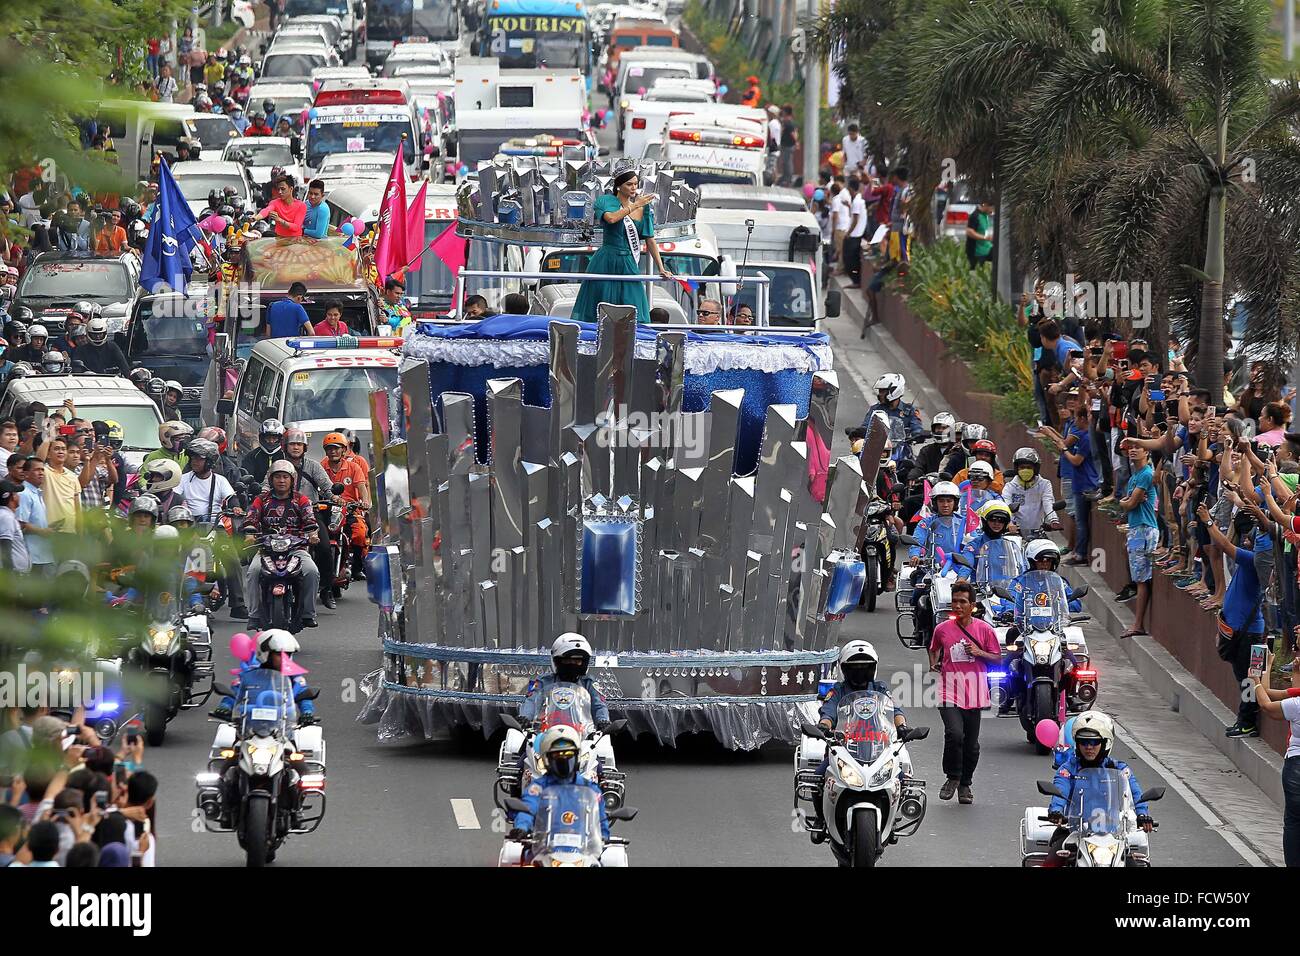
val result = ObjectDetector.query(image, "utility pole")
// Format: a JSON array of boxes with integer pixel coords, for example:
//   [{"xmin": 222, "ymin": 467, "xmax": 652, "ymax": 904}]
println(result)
[
  {"xmin": 801, "ymin": 0, "xmax": 821, "ymax": 183},
  {"xmin": 1287, "ymin": 0, "xmax": 1295, "ymax": 62}
]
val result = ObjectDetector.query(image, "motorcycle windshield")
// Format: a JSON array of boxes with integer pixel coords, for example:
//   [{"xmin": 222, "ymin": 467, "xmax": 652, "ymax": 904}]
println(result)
[
  {"xmin": 236, "ymin": 670, "xmax": 295, "ymax": 738},
  {"xmin": 975, "ymin": 536, "xmax": 1026, "ymax": 586},
  {"xmin": 1015, "ymin": 570, "xmax": 1070, "ymax": 632},
  {"xmin": 1067, "ymin": 767, "xmax": 1128, "ymax": 837},
  {"xmin": 532, "ymin": 784, "xmax": 603, "ymax": 861},
  {"xmin": 836, "ymin": 689, "xmax": 895, "ymax": 765},
  {"xmin": 537, "ymin": 682, "xmax": 595, "ymax": 735}
]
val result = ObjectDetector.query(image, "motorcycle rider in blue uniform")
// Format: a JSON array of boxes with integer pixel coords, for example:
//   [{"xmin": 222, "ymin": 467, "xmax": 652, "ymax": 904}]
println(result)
[
  {"xmin": 959, "ymin": 499, "xmax": 1017, "ymax": 583},
  {"xmin": 908, "ymin": 480, "xmax": 967, "ymax": 640},
  {"xmin": 996, "ymin": 539, "xmax": 1081, "ymax": 714},
  {"xmin": 213, "ymin": 628, "xmax": 316, "ymax": 723},
  {"xmin": 861, "ymin": 373, "xmax": 924, "ymax": 464},
  {"xmin": 1047, "ymin": 711, "xmax": 1154, "ymax": 853},
  {"xmin": 519, "ymin": 633, "xmax": 611, "ymax": 728},
  {"xmin": 809, "ymin": 641, "xmax": 910, "ymax": 829},
  {"xmin": 510, "ymin": 725, "xmax": 610, "ymax": 845}
]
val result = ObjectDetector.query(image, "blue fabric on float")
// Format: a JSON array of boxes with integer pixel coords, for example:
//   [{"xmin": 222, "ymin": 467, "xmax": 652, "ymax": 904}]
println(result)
[{"xmin": 412, "ymin": 315, "xmax": 829, "ymax": 475}]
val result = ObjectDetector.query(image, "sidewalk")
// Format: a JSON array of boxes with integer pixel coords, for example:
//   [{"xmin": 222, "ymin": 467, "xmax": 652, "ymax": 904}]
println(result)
[{"xmin": 829, "ymin": 273, "xmax": 1286, "ymax": 865}]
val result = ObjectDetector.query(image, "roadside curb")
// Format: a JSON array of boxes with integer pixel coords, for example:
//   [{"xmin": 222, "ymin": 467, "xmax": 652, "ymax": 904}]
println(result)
[{"xmin": 833, "ymin": 272, "xmax": 1286, "ymax": 810}]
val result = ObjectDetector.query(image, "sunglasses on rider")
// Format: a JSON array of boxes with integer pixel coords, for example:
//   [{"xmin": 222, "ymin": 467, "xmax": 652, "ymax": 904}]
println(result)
[
  {"xmin": 987, "ymin": 515, "xmax": 1008, "ymax": 523},
  {"xmin": 1076, "ymin": 737, "xmax": 1103, "ymax": 747}
]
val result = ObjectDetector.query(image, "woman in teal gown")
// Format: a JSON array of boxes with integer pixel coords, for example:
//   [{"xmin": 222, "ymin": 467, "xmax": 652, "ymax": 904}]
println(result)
[{"xmin": 570, "ymin": 169, "xmax": 674, "ymax": 324}]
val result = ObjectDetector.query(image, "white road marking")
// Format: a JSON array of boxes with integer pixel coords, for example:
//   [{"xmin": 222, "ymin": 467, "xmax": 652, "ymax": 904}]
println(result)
[
  {"xmin": 1113, "ymin": 719, "xmax": 1267, "ymax": 867},
  {"xmin": 450, "ymin": 798, "xmax": 480, "ymax": 830}
]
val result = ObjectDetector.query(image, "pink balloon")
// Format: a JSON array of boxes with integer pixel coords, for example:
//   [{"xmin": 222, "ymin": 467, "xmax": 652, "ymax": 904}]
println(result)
[
  {"xmin": 1035, "ymin": 718, "xmax": 1060, "ymax": 750},
  {"xmin": 198, "ymin": 214, "xmax": 226, "ymax": 233},
  {"xmin": 229, "ymin": 632, "xmax": 255, "ymax": 662},
  {"xmin": 802, "ymin": 183, "xmax": 816, "ymax": 199},
  {"xmin": 350, "ymin": 217, "xmax": 366, "ymax": 233}
]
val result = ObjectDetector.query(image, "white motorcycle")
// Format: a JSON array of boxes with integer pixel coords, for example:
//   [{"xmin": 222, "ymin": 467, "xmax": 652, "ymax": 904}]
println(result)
[
  {"xmin": 1021, "ymin": 767, "xmax": 1163, "ymax": 867},
  {"xmin": 496, "ymin": 683, "xmax": 626, "ymax": 811},
  {"xmin": 195, "ymin": 676, "xmax": 326, "ymax": 867},
  {"xmin": 794, "ymin": 688, "xmax": 929, "ymax": 867},
  {"xmin": 499, "ymin": 788, "xmax": 637, "ymax": 867}
]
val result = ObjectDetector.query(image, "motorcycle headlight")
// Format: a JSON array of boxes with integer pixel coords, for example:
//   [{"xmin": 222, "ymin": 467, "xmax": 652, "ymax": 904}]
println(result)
[
  {"xmin": 148, "ymin": 626, "xmax": 176, "ymax": 653},
  {"xmin": 244, "ymin": 740, "xmax": 276, "ymax": 772},
  {"xmin": 835, "ymin": 757, "xmax": 865, "ymax": 789},
  {"xmin": 1084, "ymin": 837, "xmax": 1118, "ymax": 867},
  {"xmin": 1030, "ymin": 637, "xmax": 1055, "ymax": 663},
  {"xmin": 867, "ymin": 758, "xmax": 896, "ymax": 788},
  {"xmin": 287, "ymin": 556, "xmax": 302, "ymax": 573}
]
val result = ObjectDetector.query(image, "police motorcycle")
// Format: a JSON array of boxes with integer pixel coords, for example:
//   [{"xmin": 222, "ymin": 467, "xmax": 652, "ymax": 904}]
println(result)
[
  {"xmin": 120, "ymin": 542, "xmax": 215, "ymax": 746},
  {"xmin": 794, "ymin": 690, "xmax": 930, "ymax": 867},
  {"xmin": 968, "ymin": 532, "xmax": 1026, "ymax": 618},
  {"xmin": 196, "ymin": 670, "xmax": 325, "ymax": 868},
  {"xmin": 1022, "ymin": 768, "xmax": 1165, "ymax": 867},
  {"xmin": 253, "ymin": 533, "xmax": 311, "ymax": 633},
  {"xmin": 496, "ymin": 682, "xmax": 628, "ymax": 812},
  {"xmin": 990, "ymin": 571, "xmax": 1095, "ymax": 751},
  {"xmin": 498, "ymin": 726, "xmax": 638, "ymax": 868}
]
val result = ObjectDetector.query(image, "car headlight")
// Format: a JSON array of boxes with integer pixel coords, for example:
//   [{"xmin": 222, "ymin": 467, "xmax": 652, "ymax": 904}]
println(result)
[
  {"xmin": 148, "ymin": 626, "xmax": 176, "ymax": 653},
  {"xmin": 1084, "ymin": 837, "xmax": 1117, "ymax": 866},
  {"xmin": 620, "ymin": 99, "xmax": 629, "ymax": 109},
  {"xmin": 835, "ymin": 757, "xmax": 865, "ymax": 789},
  {"xmin": 867, "ymin": 758, "xmax": 895, "ymax": 788}
]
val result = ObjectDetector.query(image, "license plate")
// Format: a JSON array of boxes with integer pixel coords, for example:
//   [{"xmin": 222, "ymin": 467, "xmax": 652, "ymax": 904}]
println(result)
[
  {"xmin": 251, "ymin": 707, "xmax": 279, "ymax": 721},
  {"xmin": 551, "ymin": 833, "xmax": 584, "ymax": 848}
]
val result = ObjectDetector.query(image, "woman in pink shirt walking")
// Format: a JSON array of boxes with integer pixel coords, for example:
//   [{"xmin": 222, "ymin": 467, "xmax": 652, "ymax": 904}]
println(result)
[{"xmin": 928, "ymin": 579, "xmax": 1002, "ymax": 804}]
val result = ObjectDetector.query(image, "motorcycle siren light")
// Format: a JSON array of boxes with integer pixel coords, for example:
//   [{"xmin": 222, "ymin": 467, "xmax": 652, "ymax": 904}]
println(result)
[{"xmin": 285, "ymin": 336, "xmax": 403, "ymax": 350}]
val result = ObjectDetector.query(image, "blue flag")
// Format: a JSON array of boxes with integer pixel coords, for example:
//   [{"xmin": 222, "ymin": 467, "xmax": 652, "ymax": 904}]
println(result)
[{"xmin": 140, "ymin": 159, "xmax": 199, "ymax": 294}]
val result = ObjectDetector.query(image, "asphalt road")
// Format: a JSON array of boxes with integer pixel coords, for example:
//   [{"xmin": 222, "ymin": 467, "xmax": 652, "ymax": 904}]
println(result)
[{"xmin": 140, "ymin": 345, "xmax": 1253, "ymax": 867}]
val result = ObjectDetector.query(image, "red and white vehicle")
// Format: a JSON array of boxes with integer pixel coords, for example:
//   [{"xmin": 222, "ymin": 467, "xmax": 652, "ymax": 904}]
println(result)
[{"xmin": 659, "ymin": 110, "xmax": 769, "ymax": 188}]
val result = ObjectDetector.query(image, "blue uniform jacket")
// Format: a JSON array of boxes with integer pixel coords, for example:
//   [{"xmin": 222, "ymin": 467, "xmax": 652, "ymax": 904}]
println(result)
[
  {"xmin": 959, "ymin": 531, "xmax": 1018, "ymax": 583},
  {"xmin": 1008, "ymin": 570, "xmax": 1082, "ymax": 615},
  {"xmin": 515, "ymin": 773, "xmax": 610, "ymax": 840},
  {"xmin": 862, "ymin": 401, "xmax": 924, "ymax": 459},
  {"xmin": 819, "ymin": 680, "xmax": 904, "ymax": 726},
  {"xmin": 909, "ymin": 512, "xmax": 965, "ymax": 560},
  {"xmin": 1049, "ymin": 754, "xmax": 1148, "ymax": 817},
  {"xmin": 519, "ymin": 674, "xmax": 610, "ymax": 725},
  {"xmin": 227, "ymin": 663, "xmax": 315, "ymax": 717}
]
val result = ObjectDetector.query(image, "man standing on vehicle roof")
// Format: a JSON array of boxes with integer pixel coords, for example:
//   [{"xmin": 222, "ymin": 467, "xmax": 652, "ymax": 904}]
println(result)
[{"xmin": 302, "ymin": 180, "xmax": 330, "ymax": 240}]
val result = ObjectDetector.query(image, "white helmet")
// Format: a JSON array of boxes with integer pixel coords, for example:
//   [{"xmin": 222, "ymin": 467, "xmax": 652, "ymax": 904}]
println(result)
[
  {"xmin": 1025, "ymin": 538, "xmax": 1061, "ymax": 566},
  {"xmin": 87, "ymin": 316, "xmax": 110, "ymax": 345},
  {"xmin": 838, "ymin": 640, "xmax": 879, "ymax": 687},
  {"xmin": 141, "ymin": 458, "xmax": 182, "ymax": 493},
  {"xmin": 165, "ymin": 379, "xmax": 184, "ymax": 397},
  {"xmin": 153, "ymin": 524, "xmax": 179, "ymax": 540},
  {"xmin": 962, "ymin": 423, "xmax": 988, "ymax": 443},
  {"xmin": 873, "ymin": 373, "xmax": 905, "ymax": 402},
  {"xmin": 931, "ymin": 411, "xmax": 955, "ymax": 435},
  {"xmin": 838, "ymin": 639, "xmax": 879, "ymax": 667},
  {"xmin": 551, "ymin": 632, "xmax": 592, "ymax": 661},
  {"xmin": 968, "ymin": 460, "xmax": 995, "ymax": 481},
  {"xmin": 1071, "ymin": 711, "xmax": 1115, "ymax": 758},
  {"xmin": 931, "ymin": 480, "xmax": 961, "ymax": 500},
  {"xmin": 158, "ymin": 421, "xmax": 193, "ymax": 448},
  {"xmin": 257, "ymin": 629, "xmax": 300, "ymax": 663},
  {"xmin": 41, "ymin": 350, "xmax": 67, "ymax": 374},
  {"xmin": 28, "ymin": 324, "xmax": 48, "ymax": 340},
  {"xmin": 268, "ymin": 459, "xmax": 297, "ymax": 481}
]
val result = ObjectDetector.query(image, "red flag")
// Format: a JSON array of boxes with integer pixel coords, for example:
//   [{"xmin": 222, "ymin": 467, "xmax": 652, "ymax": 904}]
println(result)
[
  {"xmin": 374, "ymin": 148, "xmax": 408, "ymax": 282},
  {"xmin": 404, "ymin": 181, "xmax": 428, "ymax": 273},
  {"xmin": 428, "ymin": 221, "xmax": 467, "ymax": 279}
]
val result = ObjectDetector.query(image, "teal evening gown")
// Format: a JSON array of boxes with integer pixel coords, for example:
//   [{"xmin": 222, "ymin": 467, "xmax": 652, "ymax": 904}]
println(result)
[{"xmin": 570, "ymin": 193, "xmax": 656, "ymax": 324}]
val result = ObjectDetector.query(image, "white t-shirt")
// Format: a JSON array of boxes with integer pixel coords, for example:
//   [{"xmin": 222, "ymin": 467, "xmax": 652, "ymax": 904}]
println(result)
[
  {"xmin": 0, "ymin": 506, "xmax": 29, "ymax": 572},
  {"xmin": 768, "ymin": 117, "xmax": 781, "ymax": 149},
  {"xmin": 849, "ymin": 193, "xmax": 869, "ymax": 238},
  {"xmin": 830, "ymin": 189, "xmax": 850, "ymax": 231},
  {"xmin": 1282, "ymin": 697, "xmax": 1300, "ymax": 758},
  {"xmin": 842, "ymin": 134, "xmax": 866, "ymax": 172},
  {"xmin": 178, "ymin": 471, "xmax": 236, "ymax": 522}
]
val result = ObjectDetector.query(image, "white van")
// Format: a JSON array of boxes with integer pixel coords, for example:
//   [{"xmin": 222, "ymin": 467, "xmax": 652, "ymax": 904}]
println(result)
[
  {"xmin": 615, "ymin": 59, "xmax": 696, "ymax": 144},
  {"xmin": 661, "ymin": 112, "xmax": 768, "ymax": 188},
  {"xmin": 622, "ymin": 86, "xmax": 725, "ymax": 161}
]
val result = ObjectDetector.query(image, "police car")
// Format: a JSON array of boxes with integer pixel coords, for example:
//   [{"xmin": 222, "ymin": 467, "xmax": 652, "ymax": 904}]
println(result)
[{"xmin": 228, "ymin": 336, "xmax": 401, "ymax": 461}]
